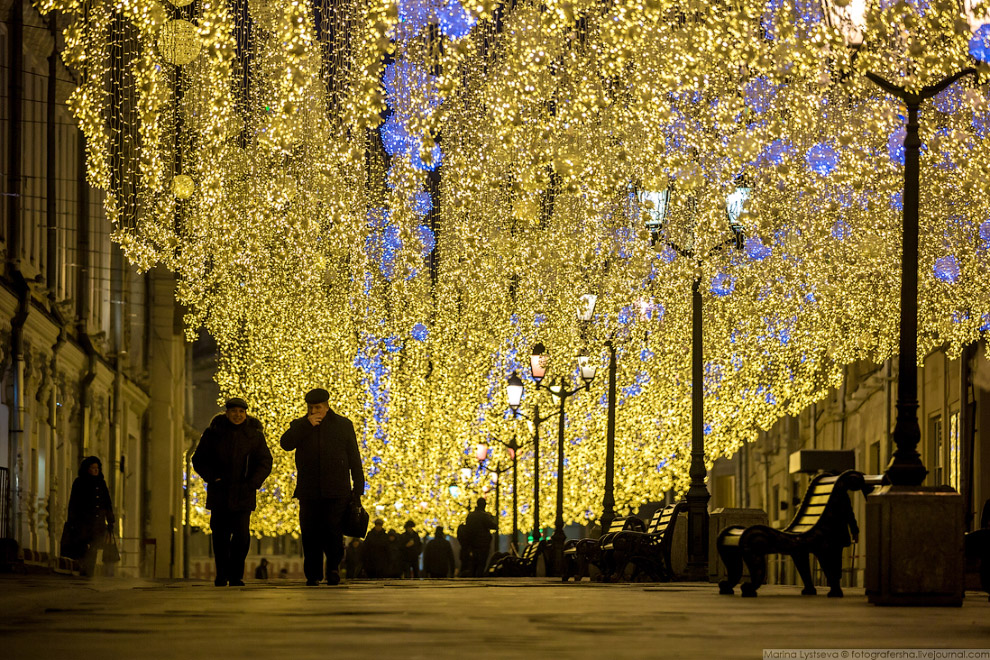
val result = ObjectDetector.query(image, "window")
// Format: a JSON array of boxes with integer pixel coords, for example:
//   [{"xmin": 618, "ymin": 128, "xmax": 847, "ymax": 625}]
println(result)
[
  {"xmin": 868, "ymin": 441, "xmax": 881, "ymax": 475},
  {"xmin": 930, "ymin": 415, "xmax": 944, "ymax": 486}
]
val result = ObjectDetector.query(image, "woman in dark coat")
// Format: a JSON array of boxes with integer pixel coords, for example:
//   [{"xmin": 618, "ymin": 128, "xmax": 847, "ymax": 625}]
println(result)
[{"xmin": 66, "ymin": 456, "xmax": 115, "ymax": 577}]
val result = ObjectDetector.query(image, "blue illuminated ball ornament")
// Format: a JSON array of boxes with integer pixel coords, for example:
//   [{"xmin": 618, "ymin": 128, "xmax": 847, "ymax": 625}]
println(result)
[
  {"xmin": 744, "ymin": 77, "xmax": 774, "ymax": 115},
  {"xmin": 396, "ymin": 0, "xmax": 433, "ymax": 36},
  {"xmin": 745, "ymin": 235, "xmax": 771, "ymax": 260},
  {"xmin": 437, "ymin": 0, "xmax": 475, "ymax": 39},
  {"xmin": 417, "ymin": 224, "xmax": 436, "ymax": 256},
  {"xmin": 381, "ymin": 114, "xmax": 411, "ymax": 157},
  {"xmin": 411, "ymin": 323, "xmax": 429, "ymax": 342},
  {"xmin": 831, "ymin": 219, "xmax": 851, "ymax": 241},
  {"xmin": 411, "ymin": 190, "xmax": 432, "ymax": 215},
  {"xmin": 933, "ymin": 255, "xmax": 960, "ymax": 284},
  {"xmin": 887, "ymin": 127, "xmax": 905, "ymax": 165},
  {"xmin": 970, "ymin": 23, "xmax": 990, "ymax": 62},
  {"xmin": 660, "ymin": 245, "xmax": 677, "ymax": 264},
  {"xmin": 890, "ymin": 191, "xmax": 903, "ymax": 211},
  {"xmin": 411, "ymin": 141, "xmax": 443, "ymax": 171},
  {"xmin": 979, "ymin": 219, "xmax": 990, "ymax": 244},
  {"xmin": 762, "ymin": 138, "xmax": 793, "ymax": 166},
  {"xmin": 934, "ymin": 84, "xmax": 962, "ymax": 114},
  {"xmin": 711, "ymin": 273, "xmax": 736, "ymax": 297},
  {"xmin": 805, "ymin": 142, "xmax": 839, "ymax": 176}
]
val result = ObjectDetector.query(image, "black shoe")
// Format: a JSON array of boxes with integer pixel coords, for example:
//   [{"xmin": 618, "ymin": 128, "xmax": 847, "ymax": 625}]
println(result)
[
  {"xmin": 228, "ymin": 580, "xmax": 245, "ymax": 587},
  {"xmin": 306, "ymin": 579, "xmax": 320, "ymax": 586},
  {"xmin": 326, "ymin": 571, "xmax": 340, "ymax": 586},
  {"xmin": 214, "ymin": 579, "xmax": 227, "ymax": 587}
]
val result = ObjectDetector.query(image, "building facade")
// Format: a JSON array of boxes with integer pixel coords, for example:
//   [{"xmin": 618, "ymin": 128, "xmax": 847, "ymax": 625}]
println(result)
[{"xmin": 0, "ymin": 0, "xmax": 192, "ymax": 577}]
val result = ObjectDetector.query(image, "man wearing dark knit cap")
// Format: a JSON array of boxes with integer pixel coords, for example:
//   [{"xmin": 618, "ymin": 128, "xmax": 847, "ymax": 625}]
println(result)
[
  {"xmin": 280, "ymin": 388, "xmax": 365, "ymax": 585},
  {"xmin": 192, "ymin": 397, "xmax": 272, "ymax": 586}
]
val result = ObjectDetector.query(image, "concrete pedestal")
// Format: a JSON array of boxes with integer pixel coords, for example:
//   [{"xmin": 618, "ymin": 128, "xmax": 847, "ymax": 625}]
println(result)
[
  {"xmin": 865, "ymin": 485, "xmax": 964, "ymax": 606},
  {"xmin": 708, "ymin": 508, "xmax": 769, "ymax": 583}
]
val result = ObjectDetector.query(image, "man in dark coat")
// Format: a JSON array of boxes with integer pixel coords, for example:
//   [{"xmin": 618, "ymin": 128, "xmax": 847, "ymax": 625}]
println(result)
[
  {"xmin": 422, "ymin": 525, "xmax": 456, "ymax": 578},
  {"xmin": 65, "ymin": 456, "xmax": 115, "ymax": 577},
  {"xmin": 192, "ymin": 397, "xmax": 273, "ymax": 586},
  {"xmin": 463, "ymin": 497, "xmax": 497, "ymax": 577},
  {"xmin": 398, "ymin": 520, "xmax": 422, "ymax": 578},
  {"xmin": 361, "ymin": 518, "xmax": 388, "ymax": 578},
  {"xmin": 280, "ymin": 388, "xmax": 365, "ymax": 586}
]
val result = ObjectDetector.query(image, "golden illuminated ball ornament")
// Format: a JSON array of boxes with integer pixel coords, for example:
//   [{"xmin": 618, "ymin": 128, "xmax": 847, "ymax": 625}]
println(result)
[
  {"xmin": 171, "ymin": 174, "xmax": 195, "ymax": 199},
  {"xmin": 158, "ymin": 19, "xmax": 201, "ymax": 66},
  {"xmin": 167, "ymin": 0, "xmax": 195, "ymax": 6}
]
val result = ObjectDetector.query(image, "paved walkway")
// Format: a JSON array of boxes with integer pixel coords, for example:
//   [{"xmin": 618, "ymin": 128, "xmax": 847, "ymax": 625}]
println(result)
[{"xmin": 1, "ymin": 575, "xmax": 988, "ymax": 659}]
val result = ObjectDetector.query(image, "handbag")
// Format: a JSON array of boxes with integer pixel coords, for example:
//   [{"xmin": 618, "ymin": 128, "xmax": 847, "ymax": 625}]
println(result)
[
  {"xmin": 102, "ymin": 530, "xmax": 121, "ymax": 563},
  {"xmin": 59, "ymin": 521, "xmax": 85, "ymax": 560},
  {"xmin": 342, "ymin": 497, "xmax": 369, "ymax": 538}
]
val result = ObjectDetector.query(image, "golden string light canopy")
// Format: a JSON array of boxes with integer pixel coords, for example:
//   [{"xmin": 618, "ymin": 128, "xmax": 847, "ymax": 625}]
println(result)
[{"xmin": 37, "ymin": 0, "xmax": 990, "ymax": 535}]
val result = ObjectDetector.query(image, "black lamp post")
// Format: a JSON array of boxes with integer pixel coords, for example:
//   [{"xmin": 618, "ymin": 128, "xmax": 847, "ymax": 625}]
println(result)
[
  {"xmin": 506, "ymin": 370, "xmax": 561, "ymax": 545},
  {"xmin": 476, "ymin": 440, "xmax": 513, "ymax": 554},
  {"xmin": 490, "ymin": 434, "xmax": 525, "ymax": 554},
  {"xmin": 821, "ymin": 0, "xmax": 979, "ymax": 486},
  {"xmin": 528, "ymin": 343, "xmax": 597, "ymax": 575},
  {"xmin": 638, "ymin": 181, "xmax": 746, "ymax": 580},
  {"xmin": 576, "ymin": 293, "xmax": 620, "ymax": 533}
]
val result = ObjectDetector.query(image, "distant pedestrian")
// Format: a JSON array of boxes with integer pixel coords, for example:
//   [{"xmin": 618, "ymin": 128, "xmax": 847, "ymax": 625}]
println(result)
[
  {"xmin": 462, "ymin": 497, "xmax": 497, "ymax": 577},
  {"xmin": 423, "ymin": 526, "xmax": 456, "ymax": 578},
  {"xmin": 278, "ymin": 567, "xmax": 289, "ymax": 579},
  {"xmin": 386, "ymin": 529, "xmax": 402, "ymax": 578},
  {"xmin": 344, "ymin": 538, "xmax": 363, "ymax": 579},
  {"xmin": 280, "ymin": 388, "xmax": 365, "ymax": 586},
  {"xmin": 398, "ymin": 520, "xmax": 422, "ymax": 578},
  {"xmin": 64, "ymin": 457, "xmax": 116, "ymax": 577},
  {"xmin": 362, "ymin": 519, "xmax": 388, "ymax": 578},
  {"xmin": 192, "ymin": 398, "xmax": 273, "ymax": 587},
  {"xmin": 255, "ymin": 558, "xmax": 270, "ymax": 580}
]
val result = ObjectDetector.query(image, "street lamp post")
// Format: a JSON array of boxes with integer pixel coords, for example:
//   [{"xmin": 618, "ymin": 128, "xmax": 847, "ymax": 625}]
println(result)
[
  {"xmin": 576, "ymin": 293, "xmax": 620, "ymax": 533},
  {"xmin": 638, "ymin": 182, "xmax": 746, "ymax": 580},
  {"xmin": 529, "ymin": 343, "xmax": 596, "ymax": 575},
  {"xmin": 490, "ymin": 434, "xmax": 525, "ymax": 554},
  {"xmin": 506, "ymin": 371, "xmax": 561, "ymax": 545}
]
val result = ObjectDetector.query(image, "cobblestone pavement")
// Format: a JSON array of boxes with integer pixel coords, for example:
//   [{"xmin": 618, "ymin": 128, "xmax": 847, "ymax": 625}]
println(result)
[{"xmin": 1, "ymin": 575, "xmax": 988, "ymax": 660}]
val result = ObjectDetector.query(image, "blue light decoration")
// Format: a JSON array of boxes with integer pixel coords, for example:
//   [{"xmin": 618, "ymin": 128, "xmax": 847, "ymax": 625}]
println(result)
[
  {"xmin": 381, "ymin": 114, "xmax": 411, "ymax": 157},
  {"xmin": 660, "ymin": 244, "xmax": 677, "ymax": 263},
  {"xmin": 396, "ymin": 0, "xmax": 434, "ymax": 37},
  {"xmin": 973, "ymin": 108, "xmax": 990, "ymax": 139},
  {"xmin": 417, "ymin": 223, "xmax": 436, "ymax": 256},
  {"xmin": 979, "ymin": 219, "xmax": 990, "ymax": 248},
  {"xmin": 534, "ymin": 313, "xmax": 547, "ymax": 325},
  {"xmin": 890, "ymin": 191, "xmax": 903, "ymax": 211},
  {"xmin": 762, "ymin": 138, "xmax": 793, "ymax": 166},
  {"xmin": 411, "ymin": 322, "xmax": 429, "ymax": 341},
  {"xmin": 932, "ymin": 127, "xmax": 956, "ymax": 171},
  {"xmin": 805, "ymin": 142, "xmax": 839, "ymax": 176},
  {"xmin": 384, "ymin": 335, "xmax": 402, "ymax": 353},
  {"xmin": 745, "ymin": 235, "xmax": 771, "ymax": 260},
  {"xmin": 640, "ymin": 347, "xmax": 655, "ymax": 361},
  {"xmin": 981, "ymin": 313, "xmax": 990, "ymax": 332},
  {"xmin": 411, "ymin": 142, "xmax": 443, "ymax": 171},
  {"xmin": 744, "ymin": 76, "xmax": 774, "ymax": 115},
  {"xmin": 382, "ymin": 60, "xmax": 440, "ymax": 113},
  {"xmin": 437, "ymin": 0, "xmax": 475, "ymax": 39},
  {"xmin": 971, "ymin": 23, "xmax": 990, "ymax": 62},
  {"xmin": 831, "ymin": 219, "xmax": 851, "ymax": 240},
  {"xmin": 933, "ymin": 255, "xmax": 960, "ymax": 283},
  {"xmin": 762, "ymin": 0, "xmax": 822, "ymax": 40},
  {"xmin": 934, "ymin": 83, "xmax": 963, "ymax": 114},
  {"xmin": 711, "ymin": 272, "xmax": 736, "ymax": 296},
  {"xmin": 354, "ymin": 335, "xmax": 392, "ymax": 447},
  {"xmin": 888, "ymin": 126, "xmax": 906, "ymax": 165},
  {"xmin": 411, "ymin": 190, "xmax": 432, "ymax": 215}
]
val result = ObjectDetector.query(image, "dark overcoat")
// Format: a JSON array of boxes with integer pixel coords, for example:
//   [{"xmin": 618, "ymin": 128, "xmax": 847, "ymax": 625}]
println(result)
[
  {"xmin": 192, "ymin": 414, "xmax": 273, "ymax": 511},
  {"xmin": 279, "ymin": 409, "xmax": 365, "ymax": 499},
  {"xmin": 67, "ymin": 462, "xmax": 115, "ymax": 544}
]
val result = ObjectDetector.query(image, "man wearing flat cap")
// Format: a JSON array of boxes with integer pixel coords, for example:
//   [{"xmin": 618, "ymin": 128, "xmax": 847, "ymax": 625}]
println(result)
[
  {"xmin": 280, "ymin": 388, "xmax": 365, "ymax": 585},
  {"xmin": 192, "ymin": 397, "xmax": 273, "ymax": 586}
]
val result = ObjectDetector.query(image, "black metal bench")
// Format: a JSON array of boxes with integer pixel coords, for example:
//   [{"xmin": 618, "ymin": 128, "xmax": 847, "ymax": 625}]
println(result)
[
  {"xmin": 561, "ymin": 516, "xmax": 645, "ymax": 582},
  {"xmin": 717, "ymin": 470, "xmax": 879, "ymax": 597},
  {"xmin": 487, "ymin": 540, "xmax": 547, "ymax": 577},
  {"xmin": 602, "ymin": 501, "xmax": 686, "ymax": 582}
]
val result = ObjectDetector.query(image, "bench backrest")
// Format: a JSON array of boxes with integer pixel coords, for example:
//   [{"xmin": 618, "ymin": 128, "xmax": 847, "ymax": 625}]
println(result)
[
  {"xmin": 647, "ymin": 502, "xmax": 686, "ymax": 537},
  {"xmin": 521, "ymin": 541, "xmax": 542, "ymax": 560},
  {"xmin": 784, "ymin": 471, "xmax": 868, "ymax": 535}
]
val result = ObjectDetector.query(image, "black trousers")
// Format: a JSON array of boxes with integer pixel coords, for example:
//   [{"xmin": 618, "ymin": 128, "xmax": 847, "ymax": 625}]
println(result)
[
  {"xmin": 299, "ymin": 498, "xmax": 349, "ymax": 582},
  {"xmin": 210, "ymin": 510, "xmax": 251, "ymax": 584}
]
